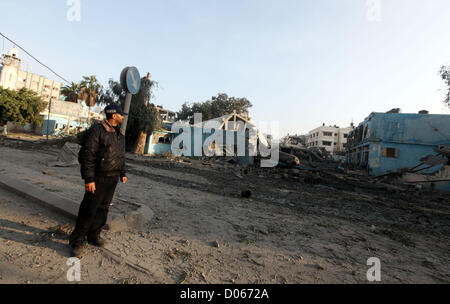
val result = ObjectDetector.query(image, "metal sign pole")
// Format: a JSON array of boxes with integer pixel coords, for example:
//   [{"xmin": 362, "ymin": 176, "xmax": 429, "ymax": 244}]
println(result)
[
  {"xmin": 46, "ymin": 98, "xmax": 52, "ymax": 140},
  {"xmin": 121, "ymin": 92, "xmax": 132, "ymax": 134},
  {"xmin": 120, "ymin": 66, "xmax": 140, "ymax": 134}
]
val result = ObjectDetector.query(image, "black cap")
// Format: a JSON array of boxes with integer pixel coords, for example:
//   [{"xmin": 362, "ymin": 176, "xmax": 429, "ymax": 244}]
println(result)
[{"xmin": 104, "ymin": 104, "xmax": 128, "ymax": 116}]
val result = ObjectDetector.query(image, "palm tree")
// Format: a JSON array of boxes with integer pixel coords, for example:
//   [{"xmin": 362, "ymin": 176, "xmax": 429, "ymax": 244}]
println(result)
[
  {"xmin": 60, "ymin": 82, "xmax": 80, "ymax": 134},
  {"xmin": 61, "ymin": 82, "xmax": 80, "ymax": 103},
  {"xmin": 79, "ymin": 76, "xmax": 102, "ymax": 126}
]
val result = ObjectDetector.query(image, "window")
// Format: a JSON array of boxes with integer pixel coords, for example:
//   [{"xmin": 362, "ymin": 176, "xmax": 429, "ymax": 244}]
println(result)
[
  {"xmin": 323, "ymin": 132, "xmax": 333, "ymax": 137},
  {"xmin": 322, "ymin": 141, "xmax": 332, "ymax": 146},
  {"xmin": 344, "ymin": 134, "xmax": 348, "ymax": 138},
  {"xmin": 383, "ymin": 148, "xmax": 398, "ymax": 158}
]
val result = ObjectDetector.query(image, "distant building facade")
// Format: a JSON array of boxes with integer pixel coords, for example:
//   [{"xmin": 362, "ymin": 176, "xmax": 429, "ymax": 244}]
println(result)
[
  {"xmin": 154, "ymin": 105, "xmax": 176, "ymax": 124},
  {"xmin": 306, "ymin": 124, "xmax": 354, "ymax": 154},
  {"xmin": 0, "ymin": 47, "xmax": 102, "ymax": 135},
  {"xmin": 345, "ymin": 111, "xmax": 450, "ymax": 192},
  {"xmin": 0, "ymin": 47, "xmax": 62, "ymax": 102}
]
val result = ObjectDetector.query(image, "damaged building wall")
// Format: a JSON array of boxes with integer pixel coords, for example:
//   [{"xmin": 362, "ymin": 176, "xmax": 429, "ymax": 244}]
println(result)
[
  {"xmin": 347, "ymin": 112, "xmax": 450, "ymax": 178},
  {"xmin": 171, "ymin": 127, "xmax": 254, "ymax": 165},
  {"xmin": 144, "ymin": 131, "xmax": 173, "ymax": 155}
]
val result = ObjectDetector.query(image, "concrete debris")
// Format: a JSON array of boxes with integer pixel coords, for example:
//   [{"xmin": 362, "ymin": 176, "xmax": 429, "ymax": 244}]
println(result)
[
  {"xmin": 48, "ymin": 142, "xmax": 81, "ymax": 167},
  {"xmin": 279, "ymin": 144, "xmax": 333, "ymax": 169},
  {"xmin": 278, "ymin": 151, "xmax": 301, "ymax": 167},
  {"xmin": 280, "ymin": 135, "xmax": 307, "ymax": 148},
  {"xmin": 372, "ymin": 149, "xmax": 450, "ymax": 192},
  {"xmin": 435, "ymin": 145, "xmax": 450, "ymax": 159},
  {"xmin": 419, "ymin": 155, "xmax": 448, "ymax": 166}
]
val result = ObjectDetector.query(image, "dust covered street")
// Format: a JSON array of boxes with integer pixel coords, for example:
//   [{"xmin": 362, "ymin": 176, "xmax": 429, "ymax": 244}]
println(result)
[{"xmin": 0, "ymin": 136, "xmax": 449, "ymax": 284}]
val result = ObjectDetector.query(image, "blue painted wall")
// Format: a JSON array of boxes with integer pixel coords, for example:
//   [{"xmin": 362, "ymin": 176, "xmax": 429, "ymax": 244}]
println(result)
[
  {"xmin": 368, "ymin": 113, "xmax": 450, "ymax": 145},
  {"xmin": 171, "ymin": 127, "xmax": 252, "ymax": 164},
  {"xmin": 367, "ymin": 142, "xmax": 445, "ymax": 176},
  {"xmin": 144, "ymin": 131, "xmax": 173, "ymax": 155},
  {"xmin": 146, "ymin": 143, "xmax": 172, "ymax": 155},
  {"xmin": 347, "ymin": 112, "xmax": 450, "ymax": 191}
]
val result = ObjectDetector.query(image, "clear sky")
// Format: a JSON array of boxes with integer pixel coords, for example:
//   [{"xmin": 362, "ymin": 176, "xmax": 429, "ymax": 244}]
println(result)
[{"xmin": 1, "ymin": 0, "xmax": 450, "ymax": 137}]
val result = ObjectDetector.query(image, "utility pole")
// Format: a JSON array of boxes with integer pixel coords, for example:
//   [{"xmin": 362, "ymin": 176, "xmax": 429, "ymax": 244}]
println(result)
[
  {"xmin": 121, "ymin": 93, "xmax": 132, "ymax": 134},
  {"xmin": 120, "ymin": 67, "xmax": 141, "ymax": 134},
  {"xmin": 46, "ymin": 97, "xmax": 52, "ymax": 140}
]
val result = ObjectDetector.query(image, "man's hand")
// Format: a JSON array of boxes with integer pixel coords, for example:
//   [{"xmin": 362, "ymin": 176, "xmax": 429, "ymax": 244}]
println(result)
[
  {"xmin": 121, "ymin": 176, "xmax": 128, "ymax": 184},
  {"xmin": 85, "ymin": 182, "xmax": 96, "ymax": 194}
]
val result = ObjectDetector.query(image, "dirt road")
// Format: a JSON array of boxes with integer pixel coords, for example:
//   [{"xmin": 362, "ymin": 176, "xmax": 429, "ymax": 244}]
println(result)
[{"xmin": 0, "ymin": 136, "xmax": 449, "ymax": 284}]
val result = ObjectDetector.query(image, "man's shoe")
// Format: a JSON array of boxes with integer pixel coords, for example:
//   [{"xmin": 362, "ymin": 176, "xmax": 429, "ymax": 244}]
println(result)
[
  {"xmin": 70, "ymin": 245, "xmax": 83, "ymax": 258},
  {"xmin": 88, "ymin": 236, "xmax": 106, "ymax": 248}
]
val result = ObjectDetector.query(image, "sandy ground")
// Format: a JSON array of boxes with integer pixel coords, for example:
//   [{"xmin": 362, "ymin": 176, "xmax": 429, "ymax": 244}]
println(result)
[{"xmin": 0, "ymin": 135, "xmax": 449, "ymax": 284}]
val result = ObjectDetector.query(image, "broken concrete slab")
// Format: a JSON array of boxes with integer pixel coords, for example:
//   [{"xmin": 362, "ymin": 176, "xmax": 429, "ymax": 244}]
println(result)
[
  {"xmin": 107, "ymin": 201, "xmax": 154, "ymax": 232},
  {"xmin": 0, "ymin": 173, "xmax": 153, "ymax": 232},
  {"xmin": 48, "ymin": 142, "xmax": 81, "ymax": 167},
  {"xmin": 278, "ymin": 150, "xmax": 301, "ymax": 167},
  {"xmin": 419, "ymin": 155, "xmax": 448, "ymax": 167}
]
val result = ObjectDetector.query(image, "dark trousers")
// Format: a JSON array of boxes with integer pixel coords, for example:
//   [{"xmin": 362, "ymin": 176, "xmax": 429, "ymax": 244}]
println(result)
[{"xmin": 69, "ymin": 176, "xmax": 119, "ymax": 247}]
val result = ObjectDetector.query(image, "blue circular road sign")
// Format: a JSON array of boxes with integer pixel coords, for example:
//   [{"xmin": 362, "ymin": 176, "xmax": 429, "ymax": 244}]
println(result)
[{"xmin": 120, "ymin": 66, "xmax": 141, "ymax": 95}]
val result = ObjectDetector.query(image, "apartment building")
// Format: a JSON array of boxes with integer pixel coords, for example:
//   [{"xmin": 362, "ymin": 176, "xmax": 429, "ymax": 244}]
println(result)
[
  {"xmin": 0, "ymin": 47, "xmax": 62, "ymax": 102},
  {"xmin": 0, "ymin": 47, "xmax": 103, "ymax": 134},
  {"xmin": 345, "ymin": 111, "xmax": 450, "ymax": 192},
  {"xmin": 307, "ymin": 124, "xmax": 354, "ymax": 154}
]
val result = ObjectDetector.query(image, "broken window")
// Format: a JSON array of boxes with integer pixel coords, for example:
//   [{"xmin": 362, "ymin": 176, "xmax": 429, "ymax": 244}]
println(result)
[
  {"xmin": 322, "ymin": 141, "xmax": 332, "ymax": 146},
  {"xmin": 157, "ymin": 136, "xmax": 171, "ymax": 144},
  {"xmin": 383, "ymin": 148, "xmax": 398, "ymax": 158},
  {"xmin": 363, "ymin": 126, "xmax": 369, "ymax": 138}
]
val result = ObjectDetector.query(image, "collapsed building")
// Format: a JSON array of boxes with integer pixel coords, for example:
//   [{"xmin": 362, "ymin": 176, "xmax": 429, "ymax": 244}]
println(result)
[
  {"xmin": 144, "ymin": 112, "xmax": 271, "ymax": 166},
  {"xmin": 346, "ymin": 110, "xmax": 450, "ymax": 192}
]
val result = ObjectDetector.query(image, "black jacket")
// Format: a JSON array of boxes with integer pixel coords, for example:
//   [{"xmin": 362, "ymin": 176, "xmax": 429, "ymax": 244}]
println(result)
[{"xmin": 78, "ymin": 120, "xmax": 126, "ymax": 183}]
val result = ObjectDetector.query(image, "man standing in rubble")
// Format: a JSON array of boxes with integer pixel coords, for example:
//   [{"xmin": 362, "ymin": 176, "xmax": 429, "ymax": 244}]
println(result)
[{"xmin": 69, "ymin": 104, "xmax": 128, "ymax": 258}]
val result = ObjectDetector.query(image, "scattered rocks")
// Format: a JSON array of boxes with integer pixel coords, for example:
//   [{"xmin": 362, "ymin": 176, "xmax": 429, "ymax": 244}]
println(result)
[{"xmin": 178, "ymin": 239, "xmax": 191, "ymax": 246}]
